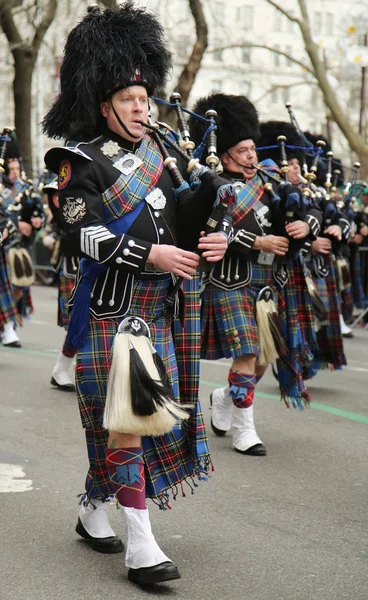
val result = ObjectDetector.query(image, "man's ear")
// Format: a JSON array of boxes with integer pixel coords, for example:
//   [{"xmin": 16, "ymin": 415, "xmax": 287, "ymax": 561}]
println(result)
[
  {"xmin": 100, "ymin": 101, "xmax": 109, "ymax": 118},
  {"xmin": 221, "ymin": 152, "xmax": 229, "ymax": 168}
]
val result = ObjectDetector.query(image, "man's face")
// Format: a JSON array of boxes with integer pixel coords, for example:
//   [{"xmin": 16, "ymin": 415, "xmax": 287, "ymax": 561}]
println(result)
[
  {"xmin": 288, "ymin": 158, "xmax": 301, "ymax": 185},
  {"xmin": 361, "ymin": 193, "xmax": 368, "ymax": 207},
  {"xmin": 7, "ymin": 159, "xmax": 21, "ymax": 182},
  {"xmin": 222, "ymin": 139, "xmax": 258, "ymax": 180},
  {"xmin": 100, "ymin": 86, "xmax": 149, "ymax": 143}
]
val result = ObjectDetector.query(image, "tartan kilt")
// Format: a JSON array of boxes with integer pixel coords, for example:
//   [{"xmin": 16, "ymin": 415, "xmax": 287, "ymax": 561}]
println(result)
[
  {"xmin": 58, "ymin": 270, "xmax": 75, "ymax": 329},
  {"xmin": 76, "ymin": 275, "xmax": 211, "ymax": 505},
  {"xmin": 201, "ymin": 262, "xmax": 279, "ymax": 360},
  {"xmin": 314, "ymin": 261, "xmax": 346, "ymax": 369},
  {"xmin": 281, "ymin": 257, "xmax": 316, "ymax": 360},
  {"xmin": 0, "ymin": 247, "xmax": 20, "ymax": 331}
]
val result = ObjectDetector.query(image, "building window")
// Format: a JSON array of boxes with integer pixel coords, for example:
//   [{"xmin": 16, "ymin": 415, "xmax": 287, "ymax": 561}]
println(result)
[
  {"xmin": 242, "ymin": 47, "xmax": 252, "ymax": 64},
  {"xmin": 285, "ymin": 45, "xmax": 292, "ymax": 67},
  {"xmin": 240, "ymin": 82, "xmax": 251, "ymax": 95},
  {"xmin": 325, "ymin": 13, "xmax": 334, "ymax": 34},
  {"xmin": 314, "ymin": 12, "xmax": 322, "ymax": 34},
  {"xmin": 211, "ymin": 80, "xmax": 222, "ymax": 92},
  {"xmin": 274, "ymin": 45, "xmax": 281, "ymax": 67},
  {"xmin": 274, "ymin": 9, "xmax": 282, "ymax": 31},
  {"xmin": 176, "ymin": 37, "xmax": 190, "ymax": 60},
  {"xmin": 215, "ymin": 1, "xmax": 225, "ymax": 23},
  {"xmin": 213, "ymin": 49, "xmax": 223, "ymax": 62},
  {"xmin": 283, "ymin": 87, "xmax": 290, "ymax": 104},
  {"xmin": 243, "ymin": 6, "xmax": 254, "ymax": 30},
  {"xmin": 287, "ymin": 18, "xmax": 294, "ymax": 34},
  {"xmin": 271, "ymin": 89, "xmax": 278, "ymax": 104}
]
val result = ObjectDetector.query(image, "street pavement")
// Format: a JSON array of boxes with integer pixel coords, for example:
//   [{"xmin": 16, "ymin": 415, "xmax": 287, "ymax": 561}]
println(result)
[{"xmin": 1, "ymin": 285, "xmax": 367, "ymax": 600}]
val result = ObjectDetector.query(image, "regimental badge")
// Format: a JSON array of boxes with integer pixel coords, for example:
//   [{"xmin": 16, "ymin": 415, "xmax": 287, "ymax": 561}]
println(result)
[
  {"xmin": 145, "ymin": 188, "xmax": 166, "ymax": 210},
  {"xmin": 113, "ymin": 153, "xmax": 143, "ymax": 176},
  {"xmin": 59, "ymin": 160, "xmax": 72, "ymax": 190},
  {"xmin": 101, "ymin": 140, "xmax": 121, "ymax": 158},
  {"xmin": 62, "ymin": 197, "xmax": 86, "ymax": 224}
]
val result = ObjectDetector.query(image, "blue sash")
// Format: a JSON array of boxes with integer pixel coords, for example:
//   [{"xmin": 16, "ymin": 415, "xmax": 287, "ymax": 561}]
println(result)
[{"xmin": 66, "ymin": 201, "xmax": 146, "ymax": 349}]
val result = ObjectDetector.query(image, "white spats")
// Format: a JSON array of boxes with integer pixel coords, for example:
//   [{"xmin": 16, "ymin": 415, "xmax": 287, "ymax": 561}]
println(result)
[
  {"xmin": 2, "ymin": 322, "xmax": 20, "ymax": 346},
  {"xmin": 211, "ymin": 386, "xmax": 232, "ymax": 432},
  {"xmin": 123, "ymin": 506, "xmax": 171, "ymax": 569},
  {"xmin": 80, "ymin": 225, "xmax": 115, "ymax": 260},
  {"xmin": 0, "ymin": 464, "xmax": 33, "ymax": 493},
  {"xmin": 51, "ymin": 352, "xmax": 75, "ymax": 387},
  {"xmin": 79, "ymin": 498, "xmax": 116, "ymax": 539},
  {"xmin": 232, "ymin": 405, "xmax": 262, "ymax": 453},
  {"xmin": 339, "ymin": 314, "xmax": 353, "ymax": 336}
]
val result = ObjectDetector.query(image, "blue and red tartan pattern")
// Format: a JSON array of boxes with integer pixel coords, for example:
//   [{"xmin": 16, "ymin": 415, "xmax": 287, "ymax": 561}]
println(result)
[
  {"xmin": 201, "ymin": 262, "xmax": 279, "ymax": 360},
  {"xmin": 228, "ymin": 371, "xmax": 256, "ymax": 408},
  {"xmin": 58, "ymin": 269, "xmax": 75, "ymax": 329},
  {"xmin": 77, "ymin": 275, "xmax": 211, "ymax": 507},
  {"xmin": 0, "ymin": 247, "xmax": 20, "ymax": 331},
  {"xmin": 309, "ymin": 260, "xmax": 346, "ymax": 373}
]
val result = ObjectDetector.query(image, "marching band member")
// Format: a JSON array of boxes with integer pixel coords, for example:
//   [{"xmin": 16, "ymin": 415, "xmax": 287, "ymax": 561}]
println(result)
[
  {"xmin": 43, "ymin": 4, "xmax": 228, "ymax": 585},
  {"xmin": 43, "ymin": 180, "xmax": 78, "ymax": 391},
  {"xmin": 190, "ymin": 96, "xmax": 316, "ymax": 457}
]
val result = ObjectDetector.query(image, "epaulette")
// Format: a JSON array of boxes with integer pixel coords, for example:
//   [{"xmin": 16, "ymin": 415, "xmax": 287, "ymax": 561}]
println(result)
[{"xmin": 44, "ymin": 144, "xmax": 92, "ymax": 175}]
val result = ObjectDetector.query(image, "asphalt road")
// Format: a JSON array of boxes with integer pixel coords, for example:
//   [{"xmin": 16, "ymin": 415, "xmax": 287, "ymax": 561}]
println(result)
[{"xmin": 1, "ymin": 285, "xmax": 367, "ymax": 600}]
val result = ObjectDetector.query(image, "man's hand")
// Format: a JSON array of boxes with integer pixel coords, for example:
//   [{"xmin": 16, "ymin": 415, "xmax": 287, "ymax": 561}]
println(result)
[
  {"xmin": 1, "ymin": 227, "xmax": 9, "ymax": 242},
  {"xmin": 197, "ymin": 231, "xmax": 228, "ymax": 262},
  {"xmin": 324, "ymin": 224, "xmax": 342, "ymax": 240},
  {"xmin": 254, "ymin": 235, "xmax": 289, "ymax": 255},
  {"xmin": 147, "ymin": 244, "xmax": 199, "ymax": 280},
  {"xmin": 351, "ymin": 233, "xmax": 363, "ymax": 245},
  {"xmin": 360, "ymin": 225, "xmax": 368, "ymax": 237},
  {"xmin": 285, "ymin": 220, "xmax": 310, "ymax": 239},
  {"xmin": 31, "ymin": 216, "xmax": 42, "ymax": 230},
  {"xmin": 311, "ymin": 237, "xmax": 332, "ymax": 254},
  {"xmin": 18, "ymin": 221, "xmax": 32, "ymax": 237}
]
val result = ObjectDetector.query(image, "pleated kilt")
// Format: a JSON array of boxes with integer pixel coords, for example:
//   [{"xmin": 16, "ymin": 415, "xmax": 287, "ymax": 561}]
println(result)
[
  {"xmin": 77, "ymin": 275, "xmax": 211, "ymax": 506},
  {"xmin": 0, "ymin": 248, "xmax": 20, "ymax": 331},
  {"xmin": 58, "ymin": 270, "xmax": 75, "ymax": 329},
  {"xmin": 276, "ymin": 257, "xmax": 316, "ymax": 407},
  {"xmin": 201, "ymin": 262, "xmax": 279, "ymax": 360},
  {"xmin": 313, "ymin": 260, "xmax": 346, "ymax": 369},
  {"xmin": 281, "ymin": 256, "xmax": 316, "ymax": 360}
]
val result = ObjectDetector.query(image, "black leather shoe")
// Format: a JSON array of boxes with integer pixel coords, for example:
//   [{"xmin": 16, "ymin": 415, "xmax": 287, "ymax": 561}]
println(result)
[
  {"xmin": 128, "ymin": 562, "xmax": 181, "ymax": 585},
  {"xmin": 235, "ymin": 443, "xmax": 267, "ymax": 456},
  {"xmin": 209, "ymin": 394, "xmax": 228, "ymax": 437},
  {"xmin": 3, "ymin": 340, "xmax": 21, "ymax": 348},
  {"xmin": 51, "ymin": 377, "xmax": 76, "ymax": 392},
  {"xmin": 76, "ymin": 518, "xmax": 124, "ymax": 553}
]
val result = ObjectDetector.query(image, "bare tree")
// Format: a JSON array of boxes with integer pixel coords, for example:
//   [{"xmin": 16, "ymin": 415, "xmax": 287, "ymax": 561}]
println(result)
[
  {"xmin": 265, "ymin": 0, "xmax": 368, "ymax": 175},
  {"xmin": 208, "ymin": 0, "xmax": 368, "ymax": 175},
  {"xmin": 0, "ymin": 0, "xmax": 58, "ymax": 173},
  {"xmin": 156, "ymin": 0, "xmax": 208, "ymax": 126}
]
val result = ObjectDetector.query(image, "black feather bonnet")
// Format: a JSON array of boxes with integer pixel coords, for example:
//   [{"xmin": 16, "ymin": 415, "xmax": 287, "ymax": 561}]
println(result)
[
  {"xmin": 42, "ymin": 3, "xmax": 172, "ymax": 140},
  {"xmin": 257, "ymin": 121, "xmax": 305, "ymax": 165},
  {"xmin": 189, "ymin": 94, "xmax": 260, "ymax": 156}
]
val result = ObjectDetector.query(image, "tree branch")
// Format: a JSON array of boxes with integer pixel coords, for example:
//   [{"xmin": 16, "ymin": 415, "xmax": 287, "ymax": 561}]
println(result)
[
  {"xmin": 0, "ymin": 0, "xmax": 23, "ymax": 47},
  {"xmin": 31, "ymin": 0, "xmax": 58, "ymax": 56},
  {"xmin": 264, "ymin": 0, "xmax": 300, "ymax": 24},
  {"xmin": 254, "ymin": 79, "xmax": 313, "ymax": 104},
  {"xmin": 208, "ymin": 42, "xmax": 315, "ymax": 75}
]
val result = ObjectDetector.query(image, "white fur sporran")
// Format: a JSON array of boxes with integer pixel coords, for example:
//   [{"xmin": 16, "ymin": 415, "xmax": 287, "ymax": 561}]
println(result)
[{"xmin": 104, "ymin": 317, "xmax": 190, "ymax": 436}]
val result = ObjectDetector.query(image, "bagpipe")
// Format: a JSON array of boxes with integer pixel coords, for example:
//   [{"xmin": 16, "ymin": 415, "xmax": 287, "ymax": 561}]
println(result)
[{"xmin": 104, "ymin": 94, "xmax": 237, "ymax": 437}]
